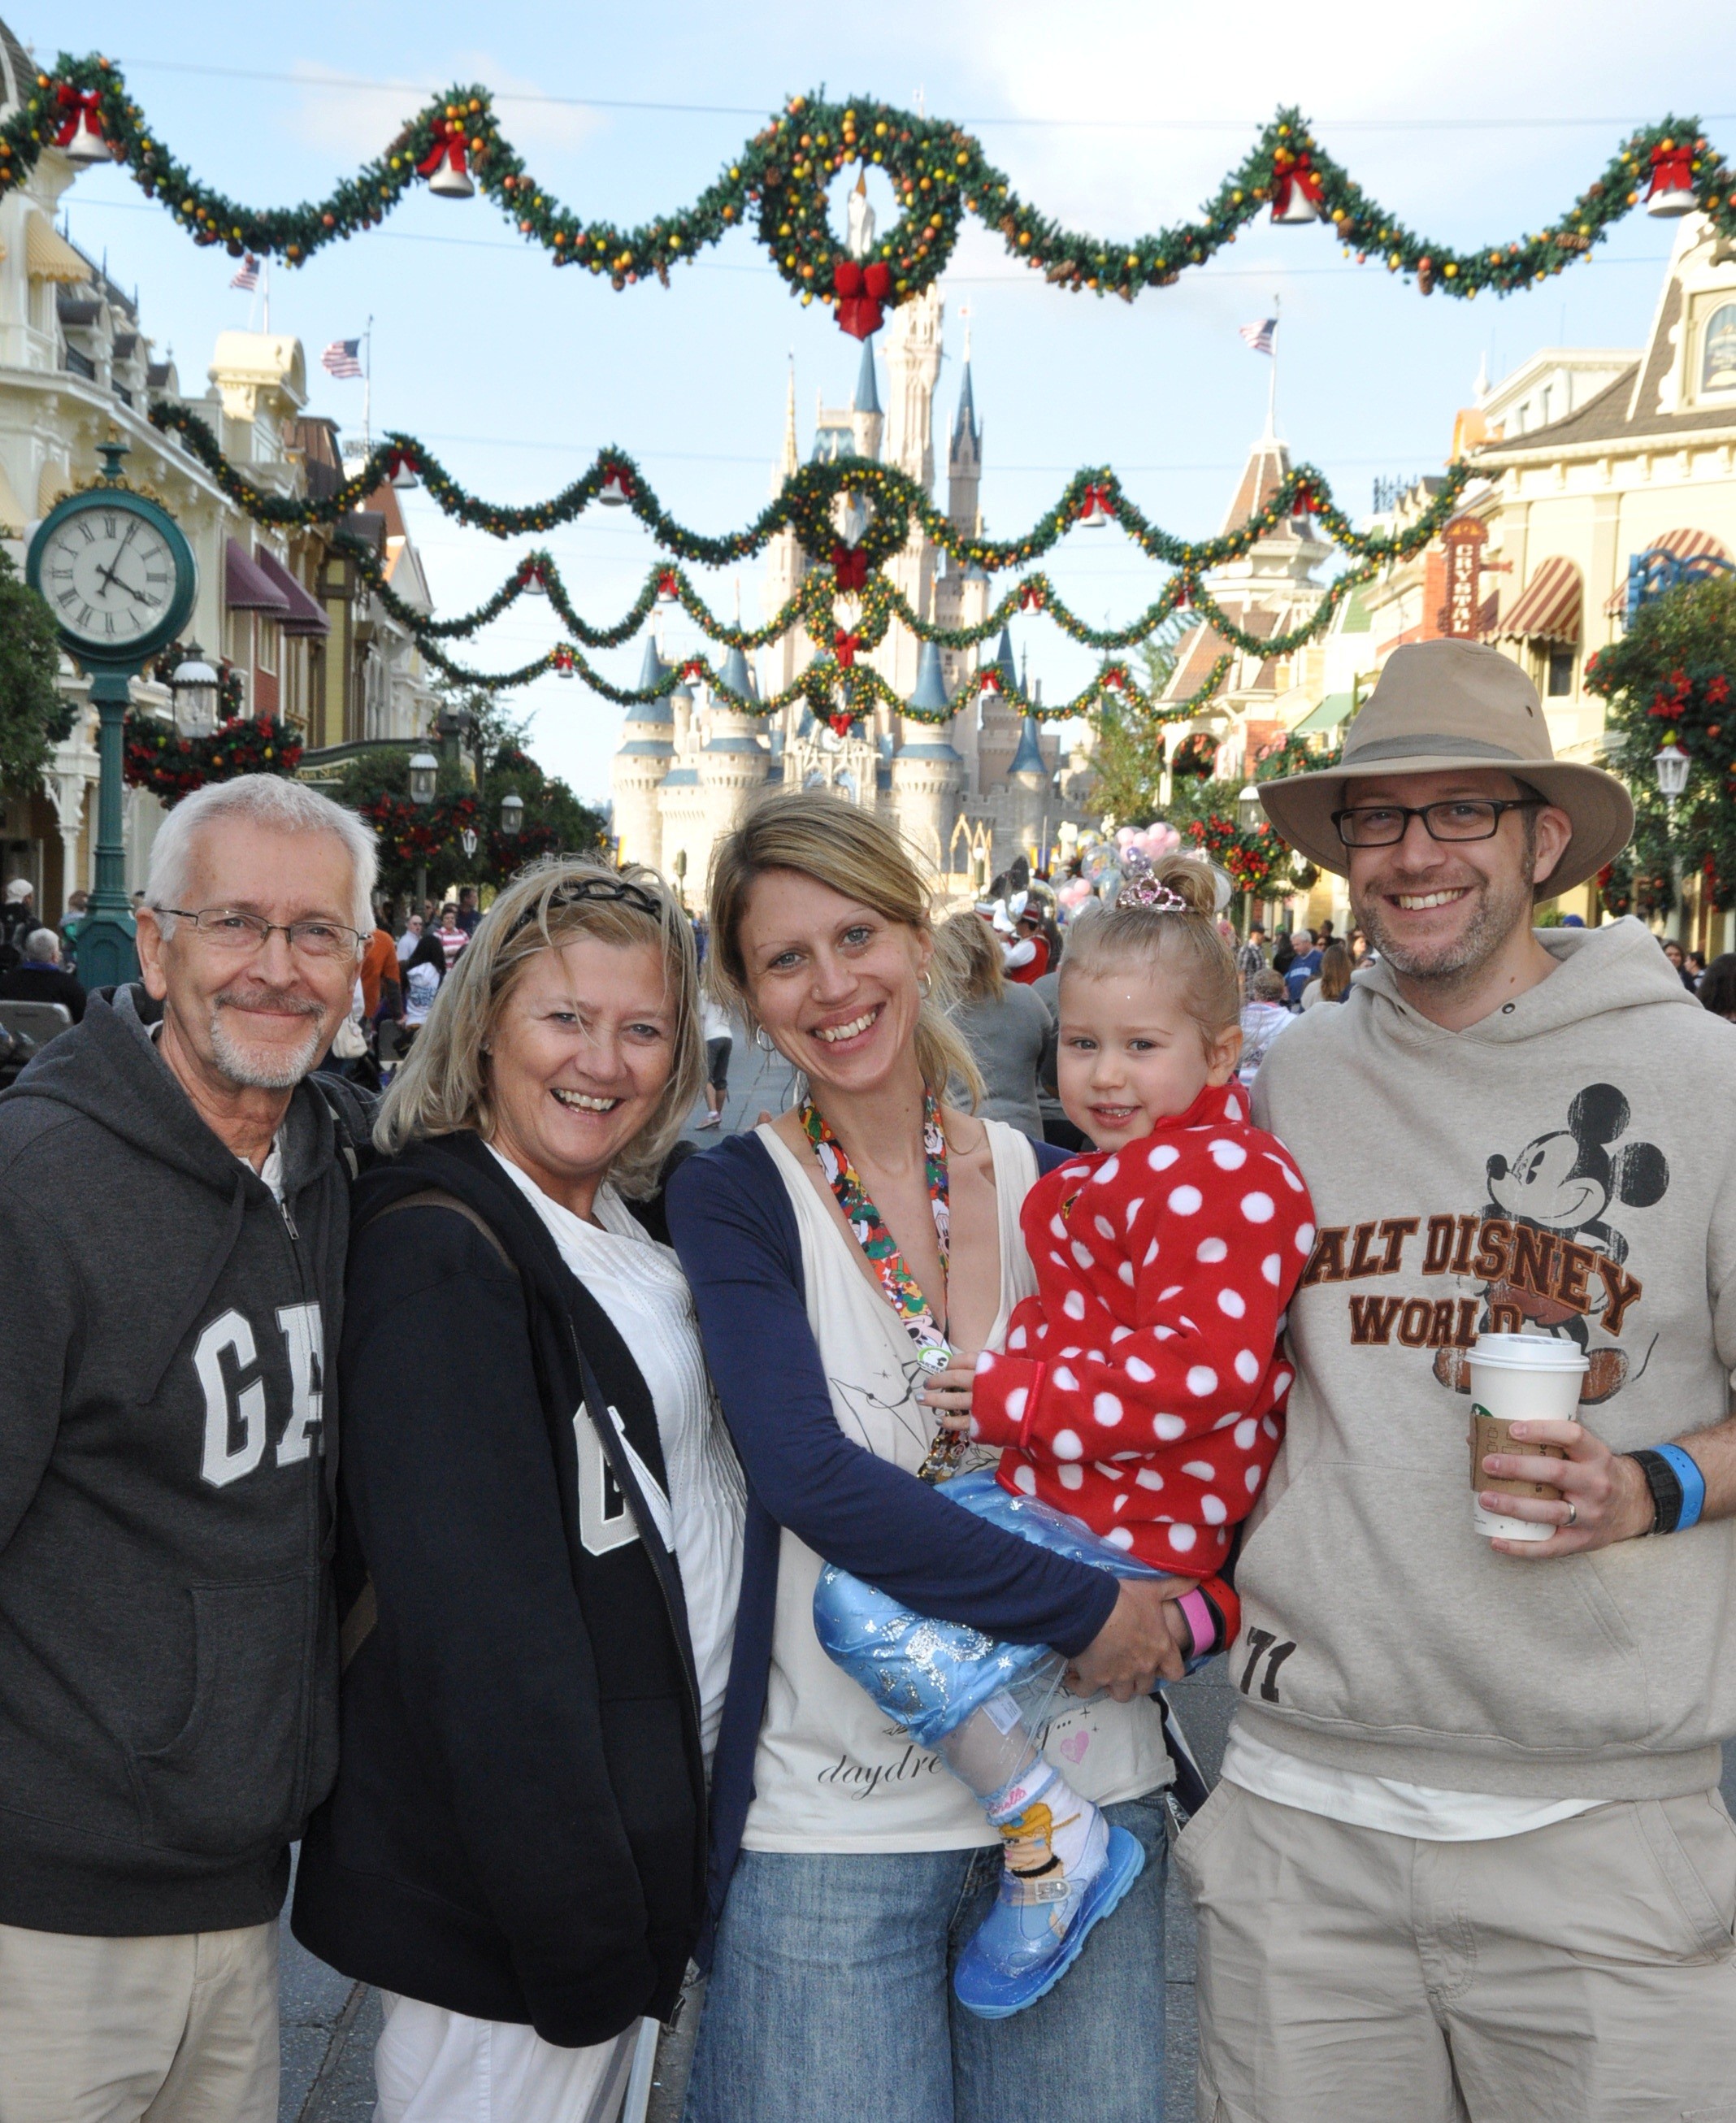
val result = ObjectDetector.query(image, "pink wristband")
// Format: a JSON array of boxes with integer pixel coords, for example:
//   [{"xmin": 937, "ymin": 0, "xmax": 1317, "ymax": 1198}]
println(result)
[{"xmin": 1176, "ymin": 1586, "xmax": 1216, "ymax": 1660}]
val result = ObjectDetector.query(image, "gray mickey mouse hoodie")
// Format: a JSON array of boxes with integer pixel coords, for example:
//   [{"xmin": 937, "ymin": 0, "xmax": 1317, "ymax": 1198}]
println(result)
[
  {"xmin": 1247, "ymin": 918, "xmax": 1736, "ymax": 1800},
  {"xmin": 0, "ymin": 988, "xmax": 345, "ymax": 1933}
]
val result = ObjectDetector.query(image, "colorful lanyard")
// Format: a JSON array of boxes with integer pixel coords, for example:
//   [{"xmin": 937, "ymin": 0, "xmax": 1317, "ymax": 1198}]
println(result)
[{"xmin": 801, "ymin": 1093, "xmax": 965, "ymax": 1481}]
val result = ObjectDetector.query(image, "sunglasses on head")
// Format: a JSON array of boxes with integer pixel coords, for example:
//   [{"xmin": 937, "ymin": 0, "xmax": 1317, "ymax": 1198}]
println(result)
[{"xmin": 504, "ymin": 875, "xmax": 666, "ymax": 941}]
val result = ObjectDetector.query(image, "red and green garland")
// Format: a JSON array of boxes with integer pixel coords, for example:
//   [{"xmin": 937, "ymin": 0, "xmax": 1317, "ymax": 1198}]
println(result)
[
  {"xmin": 124, "ymin": 712, "xmax": 302, "ymax": 805},
  {"xmin": 14, "ymin": 59, "xmax": 1735, "ymax": 333}
]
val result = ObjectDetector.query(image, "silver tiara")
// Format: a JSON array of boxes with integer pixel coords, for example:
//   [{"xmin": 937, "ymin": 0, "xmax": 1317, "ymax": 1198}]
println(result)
[{"xmin": 1115, "ymin": 851, "xmax": 1189, "ymax": 913}]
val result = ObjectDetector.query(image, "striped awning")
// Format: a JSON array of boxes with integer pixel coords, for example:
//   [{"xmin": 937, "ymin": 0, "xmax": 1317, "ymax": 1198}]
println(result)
[
  {"xmin": 1493, "ymin": 556, "xmax": 1582, "ymax": 646},
  {"xmin": 1605, "ymin": 529, "xmax": 1732, "ymax": 614},
  {"xmin": 25, "ymin": 215, "xmax": 87, "ymax": 284}
]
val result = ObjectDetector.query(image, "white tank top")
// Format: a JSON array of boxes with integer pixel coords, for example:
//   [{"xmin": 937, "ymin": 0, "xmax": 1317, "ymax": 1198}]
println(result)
[{"xmin": 741, "ymin": 1117, "xmax": 1171, "ymax": 1855}]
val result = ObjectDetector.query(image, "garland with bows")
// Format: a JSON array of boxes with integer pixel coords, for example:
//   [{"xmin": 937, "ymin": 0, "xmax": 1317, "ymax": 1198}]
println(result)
[
  {"xmin": 159, "ymin": 404, "xmax": 1468, "ymax": 702},
  {"xmin": 13, "ymin": 60, "xmax": 1734, "ymax": 333}
]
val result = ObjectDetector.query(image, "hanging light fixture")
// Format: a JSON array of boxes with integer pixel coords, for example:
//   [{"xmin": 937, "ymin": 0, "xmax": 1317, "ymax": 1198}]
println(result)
[
  {"xmin": 407, "ymin": 752, "xmax": 438, "ymax": 806},
  {"xmin": 1237, "ymin": 780, "xmax": 1264, "ymax": 831},
  {"xmin": 169, "ymin": 641, "xmax": 219, "ymax": 736},
  {"xmin": 1652, "ymin": 740, "xmax": 1690, "ymax": 802},
  {"xmin": 459, "ymin": 827, "xmax": 479, "ymax": 861},
  {"xmin": 499, "ymin": 791, "xmax": 524, "ymax": 838}
]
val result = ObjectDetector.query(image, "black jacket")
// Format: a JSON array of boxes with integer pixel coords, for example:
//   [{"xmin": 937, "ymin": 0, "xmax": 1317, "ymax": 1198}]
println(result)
[
  {"xmin": 292, "ymin": 1131, "xmax": 707, "ymax": 2047},
  {"xmin": 0, "ymin": 989, "xmax": 347, "ymax": 1934},
  {"xmin": 0, "ymin": 961, "xmax": 86, "ymax": 1022}
]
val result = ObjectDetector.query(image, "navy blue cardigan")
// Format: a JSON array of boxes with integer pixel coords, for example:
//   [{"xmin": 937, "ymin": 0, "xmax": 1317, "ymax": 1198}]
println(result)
[{"xmin": 666, "ymin": 1130, "xmax": 1120, "ymax": 1960}]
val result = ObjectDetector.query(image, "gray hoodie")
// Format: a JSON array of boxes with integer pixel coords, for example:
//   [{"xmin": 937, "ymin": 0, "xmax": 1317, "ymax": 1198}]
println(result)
[
  {"xmin": 0, "ymin": 988, "xmax": 347, "ymax": 1933},
  {"xmin": 1247, "ymin": 920, "xmax": 1736, "ymax": 1800}
]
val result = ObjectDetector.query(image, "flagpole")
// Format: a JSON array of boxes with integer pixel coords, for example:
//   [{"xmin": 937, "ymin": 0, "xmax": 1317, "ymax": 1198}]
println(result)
[
  {"xmin": 362, "ymin": 316, "xmax": 374, "ymax": 454},
  {"xmin": 261, "ymin": 258, "xmax": 270, "ymax": 336},
  {"xmin": 1266, "ymin": 293, "xmax": 1280, "ymax": 440}
]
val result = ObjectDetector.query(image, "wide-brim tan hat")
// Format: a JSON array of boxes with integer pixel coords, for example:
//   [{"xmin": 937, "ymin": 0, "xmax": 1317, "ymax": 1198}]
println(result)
[{"xmin": 1258, "ymin": 639, "xmax": 1634, "ymax": 897}]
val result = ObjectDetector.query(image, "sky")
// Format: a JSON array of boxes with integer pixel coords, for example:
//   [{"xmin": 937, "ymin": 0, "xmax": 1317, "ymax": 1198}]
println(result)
[{"xmin": 20, "ymin": 1, "xmax": 1736, "ymax": 802}]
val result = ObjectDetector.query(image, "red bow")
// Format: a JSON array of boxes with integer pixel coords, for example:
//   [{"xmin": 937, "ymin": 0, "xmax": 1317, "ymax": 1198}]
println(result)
[
  {"xmin": 979, "ymin": 666, "xmax": 1004, "ymax": 694},
  {"xmin": 417, "ymin": 119, "xmax": 470, "ymax": 180},
  {"xmin": 683, "ymin": 659, "xmax": 705, "ymax": 682},
  {"xmin": 384, "ymin": 446, "xmax": 419, "ymax": 481},
  {"xmin": 1174, "ymin": 578, "xmax": 1193, "ymax": 609},
  {"xmin": 827, "ymin": 710, "xmax": 856, "ymax": 737},
  {"xmin": 831, "ymin": 544, "xmax": 869, "ymax": 591},
  {"xmin": 1271, "ymin": 149, "xmax": 1325, "ymax": 218},
  {"xmin": 1018, "ymin": 581, "xmax": 1045, "ymax": 611},
  {"xmin": 1101, "ymin": 665, "xmax": 1127, "ymax": 692},
  {"xmin": 53, "ymin": 84, "xmax": 104, "ymax": 150},
  {"xmin": 601, "ymin": 466, "xmax": 635, "ymax": 502},
  {"xmin": 1079, "ymin": 481, "xmax": 1114, "ymax": 522},
  {"xmin": 834, "ymin": 629, "xmax": 861, "ymax": 668},
  {"xmin": 1647, "ymin": 140, "xmax": 1696, "ymax": 201},
  {"xmin": 657, "ymin": 569, "xmax": 679, "ymax": 600},
  {"xmin": 519, "ymin": 562, "xmax": 544, "ymax": 590},
  {"xmin": 833, "ymin": 258, "xmax": 892, "ymax": 341},
  {"xmin": 553, "ymin": 645, "xmax": 575, "ymax": 673},
  {"xmin": 1290, "ymin": 481, "xmax": 1317, "ymax": 518}
]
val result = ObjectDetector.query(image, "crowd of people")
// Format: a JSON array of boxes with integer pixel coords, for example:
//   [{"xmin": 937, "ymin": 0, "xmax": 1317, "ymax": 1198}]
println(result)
[{"xmin": 1, "ymin": 637, "xmax": 1733, "ymax": 2123}]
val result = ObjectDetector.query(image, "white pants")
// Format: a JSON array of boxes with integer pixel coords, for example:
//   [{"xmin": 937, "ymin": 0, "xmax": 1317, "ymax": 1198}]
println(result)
[
  {"xmin": 0, "ymin": 1918, "xmax": 278, "ymax": 2123},
  {"xmin": 373, "ymin": 1992, "xmax": 636, "ymax": 2123}
]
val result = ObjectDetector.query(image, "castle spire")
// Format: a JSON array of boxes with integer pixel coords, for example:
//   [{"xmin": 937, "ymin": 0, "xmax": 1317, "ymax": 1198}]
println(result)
[{"xmin": 779, "ymin": 359, "xmax": 799, "ymax": 480}]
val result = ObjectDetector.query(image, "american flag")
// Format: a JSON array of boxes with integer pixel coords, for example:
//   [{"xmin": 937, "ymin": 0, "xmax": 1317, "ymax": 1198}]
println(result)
[
  {"xmin": 1239, "ymin": 316, "xmax": 1278, "ymax": 356},
  {"xmin": 228, "ymin": 254, "xmax": 261, "ymax": 292},
  {"xmin": 321, "ymin": 338, "xmax": 364, "ymax": 380}
]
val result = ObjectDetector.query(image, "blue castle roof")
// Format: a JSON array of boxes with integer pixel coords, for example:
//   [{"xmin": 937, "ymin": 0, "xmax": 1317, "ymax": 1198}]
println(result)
[
  {"xmin": 992, "ymin": 625, "xmax": 1018, "ymax": 692},
  {"xmin": 719, "ymin": 643, "xmax": 755, "ymax": 697},
  {"xmin": 906, "ymin": 640, "xmax": 953, "ymax": 715},
  {"xmin": 854, "ymin": 340, "xmax": 881, "ymax": 417},
  {"xmin": 1008, "ymin": 714, "xmax": 1047, "ymax": 779},
  {"xmin": 627, "ymin": 636, "xmax": 673, "ymax": 726}
]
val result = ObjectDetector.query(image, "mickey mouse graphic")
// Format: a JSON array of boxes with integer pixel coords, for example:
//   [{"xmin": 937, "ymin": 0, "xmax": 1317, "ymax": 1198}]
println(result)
[{"xmin": 1434, "ymin": 1083, "xmax": 1668, "ymax": 1404}]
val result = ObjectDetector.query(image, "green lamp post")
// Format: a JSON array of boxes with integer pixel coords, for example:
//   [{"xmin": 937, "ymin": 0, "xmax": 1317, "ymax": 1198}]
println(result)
[{"xmin": 26, "ymin": 441, "xmax": 198, "ymax": 987}]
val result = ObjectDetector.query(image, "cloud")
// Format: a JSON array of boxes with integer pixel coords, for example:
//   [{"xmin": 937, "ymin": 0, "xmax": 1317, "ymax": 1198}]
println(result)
[{"xmin": 282, "ymin": 54, "xmax": 601, "ymax": 166}]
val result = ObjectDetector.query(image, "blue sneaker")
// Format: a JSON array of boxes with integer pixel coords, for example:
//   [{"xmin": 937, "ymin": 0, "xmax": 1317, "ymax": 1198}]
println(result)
[{"xmin": 953, "ymin": 1812, "xmax": 1145, "ymax": 2020}]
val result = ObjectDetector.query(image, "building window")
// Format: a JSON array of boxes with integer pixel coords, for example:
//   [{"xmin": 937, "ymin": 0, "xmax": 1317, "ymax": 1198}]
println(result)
[
  {"xmin": 1547, "ymin": 649, "xmax": 1575, "ymax": 697},
  {"xmin": 1703, "ymin": 302, "xmax": 1736, "ymax": 397}
]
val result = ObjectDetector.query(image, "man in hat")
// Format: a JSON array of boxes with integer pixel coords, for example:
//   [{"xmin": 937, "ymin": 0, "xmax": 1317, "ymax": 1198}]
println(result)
[{"xmin": 1179, "ymin": 640, "xmax": 1736, "ymax": 2120}]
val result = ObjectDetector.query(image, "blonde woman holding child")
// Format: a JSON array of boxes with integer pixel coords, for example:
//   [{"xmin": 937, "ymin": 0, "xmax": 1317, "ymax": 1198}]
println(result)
[{"xmin": 666, "ymin": 792, "xmax": 1309, "ymax": 2123}]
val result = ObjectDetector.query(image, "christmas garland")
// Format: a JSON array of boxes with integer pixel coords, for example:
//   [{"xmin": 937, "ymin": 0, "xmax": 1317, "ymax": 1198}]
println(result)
[
  {"xmin": 163, "ymin": 402, "xmax": 1467, "ymax": 701},
  {"xmin": 15, "ymin": 60, "xmax": 1734, "ymax": 333},
  {"xmin": 124, "ymin": 712, "xmax": 302, "ymax": 804}
]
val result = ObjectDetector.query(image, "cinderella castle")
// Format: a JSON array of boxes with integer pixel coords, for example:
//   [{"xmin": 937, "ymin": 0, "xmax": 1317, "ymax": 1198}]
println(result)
[{"xmin": 610, "ymin": 285, "xmax": 1094, "ymax": 899}]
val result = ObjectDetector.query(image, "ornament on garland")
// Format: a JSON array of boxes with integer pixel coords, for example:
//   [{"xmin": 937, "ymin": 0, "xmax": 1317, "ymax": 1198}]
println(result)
[
  {"xmin": 1646, "ymin": 139, "xmax": 1699, "ymax": 217},
  {"xmin": 53, "ymin": 81, "xmax": 109, "ymax": 164},
  {"xmin": 1077, "ymin": 480, "xmax": 1114, "ymax": 527},
  {"xmin": 1270, "ymin": 143, "xmax": 1324, "ymax": 225},
  {"xmin": 417, "ymin": 115, "xmax": 476, "ymax": 199},
  {"xmin": 553, "ymin": 645, "xmax": 576, "ymax": 679},
  {"xmin": 598, "ymin": 467, "xmax": 634, "ymax": 507}
]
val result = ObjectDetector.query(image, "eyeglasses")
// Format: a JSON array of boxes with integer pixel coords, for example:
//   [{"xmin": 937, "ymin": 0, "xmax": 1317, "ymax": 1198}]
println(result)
[
  {"xmin": 504, "ymin": 875, "xmax": 666, "ymax": 940},
  {"xmin": 1332, "ymin": 797, "xmax": 1545, "ymax": 849},
  {"xmin": 155, "ymin": 907, "xmax": 366, "ymax": 959}
]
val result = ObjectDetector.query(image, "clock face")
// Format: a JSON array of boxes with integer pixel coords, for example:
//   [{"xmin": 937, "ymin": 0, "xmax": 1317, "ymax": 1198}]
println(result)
[{"xmin": 37, "ymin": 503, "xmax": 181, "ymax": 651}]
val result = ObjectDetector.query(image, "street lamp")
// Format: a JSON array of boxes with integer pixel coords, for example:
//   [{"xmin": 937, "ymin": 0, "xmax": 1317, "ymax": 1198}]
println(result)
[
  {"xmin": 1237, "ymin": 780, "xmax": 1263, "ymax": 831},
  {"xmin": 169, "ymin": 642, "xmax": 219, "ymax": 735},
  {"xmin": 1654, "ymin": 740, "xmax": 1690, "ymax": 941},
  {"xmin": 459, "ymin": 827, "xmax": 479, "ymax": 862},
  {"xmin": 499, "ymin": 790, "xmax": 523, "ymax": 838},
  {"xmin": 408, "ymin": 750, "xmax": 438, "ymax": 915}
]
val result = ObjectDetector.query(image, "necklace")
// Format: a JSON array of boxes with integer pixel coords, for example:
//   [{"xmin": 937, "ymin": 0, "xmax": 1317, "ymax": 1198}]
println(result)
[{"xmin": 801, "ymin": 1092, "xmax": 965, "ymax": 1482}]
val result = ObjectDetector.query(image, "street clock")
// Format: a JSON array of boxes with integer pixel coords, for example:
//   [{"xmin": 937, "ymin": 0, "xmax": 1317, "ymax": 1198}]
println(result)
[{"xmin": 24, "ymin": 441, "xmax": 201, "ymax": 986}]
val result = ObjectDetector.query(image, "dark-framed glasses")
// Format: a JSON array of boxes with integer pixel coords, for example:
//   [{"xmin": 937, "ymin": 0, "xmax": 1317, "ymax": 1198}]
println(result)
[
  {"xmin": 155, "ymin": 907, "xmax": 366, "ymax": 959},
  {"xmin": 1332, "ymin": 797, "xmax": 1545, "ymax": 849}
]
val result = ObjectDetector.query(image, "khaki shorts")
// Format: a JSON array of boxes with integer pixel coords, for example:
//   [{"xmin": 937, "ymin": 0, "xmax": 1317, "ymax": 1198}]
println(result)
[
  {"xmin": 0, "ymin": 1919, "xmax": 278, "ymax": 2123},
  {"xmin": 1174, "ymin": 1778, "xmax": 1736, "ymax": 2123}
]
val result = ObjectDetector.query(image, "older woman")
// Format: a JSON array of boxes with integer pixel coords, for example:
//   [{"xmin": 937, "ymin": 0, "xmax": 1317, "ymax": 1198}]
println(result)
[
  {"xmin": 666, "ymin": 792, "xmax": 1189, "ymax": 2123},
  {"xmin": 292, "ymin": 859, "xmax": 744, "ymax": 2123}
]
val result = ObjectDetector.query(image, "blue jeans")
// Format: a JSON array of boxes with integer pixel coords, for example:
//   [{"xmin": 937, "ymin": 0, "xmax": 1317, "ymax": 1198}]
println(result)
[{"xmin": 684, "ymin": 1793, "xmax": 1170, "ymax": 2123}]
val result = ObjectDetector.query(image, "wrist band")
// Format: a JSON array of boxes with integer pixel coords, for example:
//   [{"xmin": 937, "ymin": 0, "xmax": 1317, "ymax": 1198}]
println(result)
[
  {"xmin": 1177, "ymin": 1587, "xmax": 1217, "ymax": 1661},
  {"xmin": 1656, "ymin": 1443, "xmax": 1707, "ymax": 1532}
]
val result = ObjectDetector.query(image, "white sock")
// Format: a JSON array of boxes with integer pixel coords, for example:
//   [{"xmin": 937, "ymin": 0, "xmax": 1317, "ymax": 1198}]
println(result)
[{"xmin": 985, "ymin": 1761, "xmax": 1105, "ymax": 1879}]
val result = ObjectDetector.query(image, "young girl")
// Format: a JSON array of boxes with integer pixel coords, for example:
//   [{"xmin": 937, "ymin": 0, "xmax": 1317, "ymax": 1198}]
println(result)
[{"xmin": 814, "ymin": 854, "xmax": 1314, "ymax": 2017}]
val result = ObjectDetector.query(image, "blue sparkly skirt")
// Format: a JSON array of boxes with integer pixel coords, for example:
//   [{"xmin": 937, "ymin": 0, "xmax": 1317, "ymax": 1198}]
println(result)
[{"xmin": 812, "ymin": 1470, "xmax": 1161, "ymax": 1752}]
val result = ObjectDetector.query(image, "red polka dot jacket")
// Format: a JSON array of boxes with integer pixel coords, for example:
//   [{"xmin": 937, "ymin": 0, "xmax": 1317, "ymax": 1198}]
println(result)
[{"xmin": 970, "ymin": 1081, "xmax": 1315, "ymax": 1649}]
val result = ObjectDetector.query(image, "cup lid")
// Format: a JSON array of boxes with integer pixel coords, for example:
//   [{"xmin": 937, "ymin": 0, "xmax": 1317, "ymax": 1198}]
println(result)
[{"xmin": 1469, "ymin": 1331, "xmax": 1588, "ymax": 1373}]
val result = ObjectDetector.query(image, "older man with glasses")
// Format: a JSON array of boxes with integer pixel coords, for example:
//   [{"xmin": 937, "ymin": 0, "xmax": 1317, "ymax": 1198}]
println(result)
[
  {"xmin": 0, "ymin": 774, "xmax": 375, "ymax": 2123},
  {"xmin": 1175, "ymin": 640, "xmax": 1736, "ymax": 2123}
]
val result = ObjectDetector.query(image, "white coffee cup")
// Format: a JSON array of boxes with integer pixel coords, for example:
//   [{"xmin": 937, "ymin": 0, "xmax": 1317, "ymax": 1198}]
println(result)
[{"xmin": 1466, "ymin": 1332, "xmax": 1588, "ymax": 1543}]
